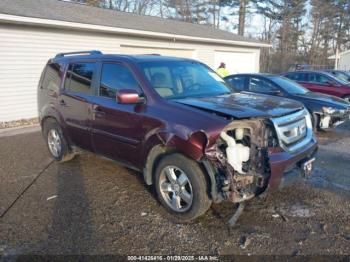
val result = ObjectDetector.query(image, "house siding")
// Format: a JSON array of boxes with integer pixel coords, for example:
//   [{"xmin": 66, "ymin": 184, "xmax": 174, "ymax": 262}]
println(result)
[
  {"xmin": 0, "ymin": 23, "xmax": 261, "ymax": 122},
  {"xmin": 339, "ymin": 52, "xmax": 350, "ymax": 71}
]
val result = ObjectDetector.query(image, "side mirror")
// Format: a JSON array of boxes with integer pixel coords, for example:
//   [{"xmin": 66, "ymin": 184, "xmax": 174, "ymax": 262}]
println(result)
[{"xmin": 117, "ymin": 89, "xmax": 144, "ymax": 104}]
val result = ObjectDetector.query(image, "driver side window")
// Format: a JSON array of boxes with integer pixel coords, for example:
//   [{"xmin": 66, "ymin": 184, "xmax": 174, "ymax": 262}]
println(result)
[
  {"xmin": 249, "ymin": 77, "xmax": 278, "ymax": 93},
  {"xmin": 100, "ymin": 63, "xmax": 140, "ymax": 99},
  {"xmin": 309, "ymin": 73, "xmax": 333, "ymax": 85}
]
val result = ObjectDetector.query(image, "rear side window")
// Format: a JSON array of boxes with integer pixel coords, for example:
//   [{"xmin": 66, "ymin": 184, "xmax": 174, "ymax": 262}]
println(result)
[
  {"xmin": 42, "ymin": 63, "xmax": 61, "ymax": 92},
  {"xmin": 100, "ymin": 63, "xmax": 140, "ymax": 98},
  {"xmin": 226, "ymin": 76, "xmax": 246, "ymax": 91},
  {"xmin": 64, "ymin": 63, "xmax": 95, "ymax": 95},
  {"xmin": 286, "ymin": 73, "xmax": 307, "ymax": 81},
  {"xmin": 248, "ymin": 77, "xmax": 278, "ymax": 93},
  {"xmin": 285, "ymin": 73, "xmax": 297, "ymax": 80},
  {"xmin": 309, "ymin": 73, "xmax": 331, "ymax": 84}
]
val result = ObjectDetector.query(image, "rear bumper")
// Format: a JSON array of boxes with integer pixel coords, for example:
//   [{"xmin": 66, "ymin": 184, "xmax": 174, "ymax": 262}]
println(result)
[{"xmin": 267, "ymin": 138, "xmax": 318, "ymax": 190}]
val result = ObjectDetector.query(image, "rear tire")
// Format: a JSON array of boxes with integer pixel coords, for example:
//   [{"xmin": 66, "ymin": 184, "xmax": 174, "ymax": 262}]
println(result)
[
  {"xmin": 43, "ymin": 119, "xmax": 75, "ymax": 162},
  {"xmin": 154, "ymin": 153, "xmax": 212, "ymax": 222}
]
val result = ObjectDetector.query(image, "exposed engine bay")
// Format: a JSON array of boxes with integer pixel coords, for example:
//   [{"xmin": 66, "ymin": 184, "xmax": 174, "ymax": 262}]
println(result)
[{"xmin": 207, "ymin": 119, "xmax": 278, "ymax": 203}]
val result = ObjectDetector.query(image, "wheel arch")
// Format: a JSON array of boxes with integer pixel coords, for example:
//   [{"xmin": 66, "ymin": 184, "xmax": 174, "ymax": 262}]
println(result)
[{"xmin": 142, "ymin": 131, "xmax": 220, "ymax": 202}]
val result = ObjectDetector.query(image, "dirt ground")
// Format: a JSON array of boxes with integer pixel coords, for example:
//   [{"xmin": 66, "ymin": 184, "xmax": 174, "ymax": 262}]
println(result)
[{"xmin": 0, "ymin": 123, "xmax": 350, "ymax": 258}]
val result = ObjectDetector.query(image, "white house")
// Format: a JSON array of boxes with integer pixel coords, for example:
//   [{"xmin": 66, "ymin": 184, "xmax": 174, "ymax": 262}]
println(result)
[
  {"xmin": 329, "ymin": 49, "xmax": 350, "ymax": 71},
  {"xmin": 0, "ymin": 0, "xmax": 270, "ymax": 122}
]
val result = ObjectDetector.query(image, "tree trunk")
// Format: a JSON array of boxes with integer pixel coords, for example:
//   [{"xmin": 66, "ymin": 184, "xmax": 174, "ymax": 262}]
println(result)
[{"xmin": 238, "ymin": 0, "xmax": 247, "ymax": 36}]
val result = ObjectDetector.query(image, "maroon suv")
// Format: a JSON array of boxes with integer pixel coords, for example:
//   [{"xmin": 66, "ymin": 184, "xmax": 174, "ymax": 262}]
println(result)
[
  {"xmin": 283, "ymin": 70, "xmax": 350, "ymax": 102},
  {"xmin": 38, "ymin": 51, "xmax": 317, "ymax": 222}
]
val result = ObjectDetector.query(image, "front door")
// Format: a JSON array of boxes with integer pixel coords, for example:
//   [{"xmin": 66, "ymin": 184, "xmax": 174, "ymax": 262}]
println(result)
[{"xmin": 90, "ymin": 62, "xmax": 149, "ymax": 167}]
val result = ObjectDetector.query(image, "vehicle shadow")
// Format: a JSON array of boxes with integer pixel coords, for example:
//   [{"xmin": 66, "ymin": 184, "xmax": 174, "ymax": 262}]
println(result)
[{"xmin": 39, "ymin": 156, "xmax": 96, "ymax": 254}]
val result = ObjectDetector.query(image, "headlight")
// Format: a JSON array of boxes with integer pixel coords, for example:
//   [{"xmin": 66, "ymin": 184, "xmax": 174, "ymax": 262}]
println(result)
[{"xmin": 322, "ymin": 107, "xmax": 337, "ymax": 114}]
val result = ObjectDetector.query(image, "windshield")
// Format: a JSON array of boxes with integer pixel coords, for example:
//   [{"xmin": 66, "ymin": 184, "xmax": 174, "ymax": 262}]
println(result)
[
  {"xmin": 334, "ymin": 71, "xmax": 350, "ymax": 82},
  {"xmin": 327, "ymin": 73, "xmax": 350, "ymax": 85},
  {"xmin": 139, "ymin": 61, "xmax": 233, "ymax": 99},
  {"xmin": 270, "ymin": 76, "xmax": 309, "ymax": 95}
]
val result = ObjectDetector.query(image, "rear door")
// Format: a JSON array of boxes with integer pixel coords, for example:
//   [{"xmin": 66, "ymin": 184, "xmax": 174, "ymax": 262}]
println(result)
[
  {"xmin": 90, "ymin": 61, "xmax": 146, "ymax": 167},
  {"xmin": 60, "ymin": 61, "xmax": 97, "ymax": 151}
]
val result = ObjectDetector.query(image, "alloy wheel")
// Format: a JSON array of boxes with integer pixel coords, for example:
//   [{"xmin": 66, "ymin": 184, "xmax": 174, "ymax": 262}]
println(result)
[
  {"xmin": 159, "ymin": 166, "xmax": 193, "ymax": 212},
  {"xmin": 47, "ymin": 129, "xmax": 61, "ymax": 158}
]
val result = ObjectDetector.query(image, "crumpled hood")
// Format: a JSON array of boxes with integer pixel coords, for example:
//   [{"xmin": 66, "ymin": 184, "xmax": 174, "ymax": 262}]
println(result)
[
  {"xmin": 175, "ymin": 92, "xmax": 304, "ymax": 119},
  {"xmin": 295, "ymin": 92, "xmax": 350, "ymax": 109}
]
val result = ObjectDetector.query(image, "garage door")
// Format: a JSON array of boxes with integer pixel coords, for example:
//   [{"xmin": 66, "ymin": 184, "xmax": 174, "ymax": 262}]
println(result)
[
  {"xmin": 121, "ymin": 45, "xmax": 193, "ymax": 58},
  {"xmin": 214, "ymin": 51, "xmax": 257, "ymax": 75}
]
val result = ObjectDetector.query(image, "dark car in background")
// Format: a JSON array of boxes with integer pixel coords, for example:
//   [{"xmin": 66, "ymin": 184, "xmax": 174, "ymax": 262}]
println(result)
[
  {"xmin": 225, "ymin": 74, "xmax": 350, "ymax": 130},
  {"xmin": 322, "ymin": 69, "xmax": 350, "ymax": 82},
  {"xmin": 282, "ymin": 70, "xmax": 350, "ymax": 102},
  {"xmin": 37, "ymin": 51, "xmax": 317, "ymax": 222}
]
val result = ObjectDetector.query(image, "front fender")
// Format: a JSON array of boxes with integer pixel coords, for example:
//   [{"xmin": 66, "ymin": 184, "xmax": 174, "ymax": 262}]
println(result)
[{"xmin": 141, "ymin": 130, "xmax": 208, "ymax": 185}]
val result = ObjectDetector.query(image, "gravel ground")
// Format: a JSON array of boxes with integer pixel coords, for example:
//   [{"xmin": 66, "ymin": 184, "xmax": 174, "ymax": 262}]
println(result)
[
  {"xmin": 0, "ymin": 118, "xmax": 39, "ymax": 129},
  {"xmin": 0, "ymin": 123, "xmax": 349, "ymax": 258}
]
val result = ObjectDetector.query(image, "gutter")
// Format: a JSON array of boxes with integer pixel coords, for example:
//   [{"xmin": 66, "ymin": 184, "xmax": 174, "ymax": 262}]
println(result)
[{"xmin": 0, "ymin": 14, "xmax": 271, "ymax": 48}]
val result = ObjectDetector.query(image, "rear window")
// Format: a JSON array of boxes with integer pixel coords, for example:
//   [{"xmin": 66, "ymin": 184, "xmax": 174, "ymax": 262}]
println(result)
[
  {"xmin": 64, "ymin": 63, "xmax": 95, "ymax": 95},
  {"xmin": 42, "ymin": 63, "xmax": 61, "ymax": 92}
]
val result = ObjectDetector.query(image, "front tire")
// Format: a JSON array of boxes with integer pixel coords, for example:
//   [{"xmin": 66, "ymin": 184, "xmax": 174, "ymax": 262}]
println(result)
[
  {"xmin": 154, "ymin": 153, "xmax": 212, "ymax": 222},
  {"xmin": 43, "ymin": 119, "xmax": 75, "ymax": 162}
]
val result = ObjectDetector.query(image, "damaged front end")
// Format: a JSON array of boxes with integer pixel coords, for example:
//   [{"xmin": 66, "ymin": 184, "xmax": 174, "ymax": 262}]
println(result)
[
  {"xmin": 204, "ymin": 109, "xmax": 317, "ymax": 205},
  {"xmin": 205, "ymin": 118, "xmax": 277, "ymax": 203}
]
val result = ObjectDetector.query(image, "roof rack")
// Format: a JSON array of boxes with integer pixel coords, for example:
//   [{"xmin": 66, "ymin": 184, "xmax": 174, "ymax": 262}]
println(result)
[
  {"xmin": 55, "ymin": 50, "xmax": 102, "ymax": 58},
  {"xmin": 141, "ymin": 53, "xmax": 161, "ymax": 56}
]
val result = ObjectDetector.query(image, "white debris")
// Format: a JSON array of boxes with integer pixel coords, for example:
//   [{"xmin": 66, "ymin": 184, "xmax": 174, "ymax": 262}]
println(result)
[
  {"xmin": 46, "ymin": 195, "xmax": 57, "ymax": 201},
  {"xmin": 272, "ymin": 213, "xmax": 280, "ymax": 218},
  {"xmin": 279, "ymin": 203, "xmax": 314, "ymax": 218},
  {"xmin": 141, "ymin": 212, "xmax": 147, "ymax": 217}
]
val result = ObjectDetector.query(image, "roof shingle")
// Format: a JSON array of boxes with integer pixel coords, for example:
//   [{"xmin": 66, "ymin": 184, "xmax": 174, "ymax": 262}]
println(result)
[{"xmin": 0, "ymin": 0, "xmax": 267, "ymax": 46}]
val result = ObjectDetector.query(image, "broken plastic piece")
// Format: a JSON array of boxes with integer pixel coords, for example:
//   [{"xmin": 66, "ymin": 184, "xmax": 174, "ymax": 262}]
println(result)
[
  {"xmin": 220, "ymin": 131, "xmax": 250, "ymax": 174},
  {"xmin": 320, "ymin": 115, "xmax": 331, "ymax": 129},
  {"xmin": 228, "ymin": 202, "xmax": 245, "ymax": 227}
]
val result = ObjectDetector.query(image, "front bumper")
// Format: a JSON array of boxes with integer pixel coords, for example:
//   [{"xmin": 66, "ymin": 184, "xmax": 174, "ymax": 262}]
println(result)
[{"xmin": 267, "ymin": 138, "xmax": 318, "ymax": 190}]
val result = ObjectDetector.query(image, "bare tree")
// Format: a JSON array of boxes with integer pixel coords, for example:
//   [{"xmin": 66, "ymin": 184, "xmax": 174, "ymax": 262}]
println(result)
[{"xmin": 238, "ymin": 0, "xmax": 248, "ymax": 35}]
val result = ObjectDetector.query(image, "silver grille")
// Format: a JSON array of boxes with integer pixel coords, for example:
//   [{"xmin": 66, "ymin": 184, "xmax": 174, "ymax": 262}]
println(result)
[{"xmin": 271, "ymin": 109, "xmax": 314, "ymax": 153}]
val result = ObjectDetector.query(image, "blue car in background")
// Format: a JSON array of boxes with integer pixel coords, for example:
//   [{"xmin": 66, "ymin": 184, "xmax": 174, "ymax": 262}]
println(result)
[{"xmin": 225, "ymin": 73, "xmax": 350, "ymax": 130}]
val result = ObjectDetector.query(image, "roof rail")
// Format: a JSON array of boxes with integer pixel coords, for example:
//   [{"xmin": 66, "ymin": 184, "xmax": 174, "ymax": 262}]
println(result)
[
  {"xmin": 55, "ymin": 50, "xmax": 102, "ymax": 58},
  {"xmin": 141, "ymin": 53, "xmax": 161, "ymax": 56}
]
